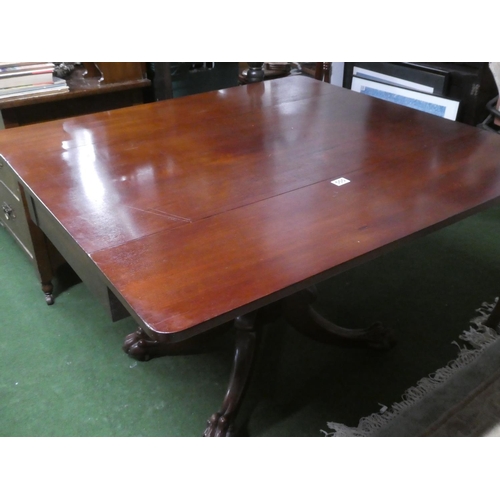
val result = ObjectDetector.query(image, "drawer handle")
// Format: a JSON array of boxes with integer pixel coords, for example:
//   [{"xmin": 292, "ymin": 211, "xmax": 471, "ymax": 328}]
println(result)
[{"xmin": 2, "ymin": 202, "xmax": 15, "ymax": 220}]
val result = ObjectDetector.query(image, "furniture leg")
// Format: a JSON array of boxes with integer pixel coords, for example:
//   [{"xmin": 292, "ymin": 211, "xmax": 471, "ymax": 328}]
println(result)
[
  {"xmin": 485, "ymin": 298, "xmax": 500, "ymax": 330},
  {"xmin": 123, "ymin": 324, "xmax": 231, "ymax": 361},
  {"xmin": 204, "ymin": 312, "xmax": 260, "ymax": 437},
  {"xmin": 41, "ymin": 281, "xmax": 54, "ymax": 305},
  {"xmin": 19, "ymin": 186, "xmax": 55, "ymax": 305},
  {"xmin": 283, "ymin": 287, "xmax": 396, "ymax": 350},
  {"xmin": 123, "ymin": 318, "xmax": 259, "ymax": 437}
]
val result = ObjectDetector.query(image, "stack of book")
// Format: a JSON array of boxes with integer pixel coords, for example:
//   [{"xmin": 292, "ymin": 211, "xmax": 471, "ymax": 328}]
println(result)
[{"xmin": 0, "ymin": 62, "xmax": 69, "ymax": 100}]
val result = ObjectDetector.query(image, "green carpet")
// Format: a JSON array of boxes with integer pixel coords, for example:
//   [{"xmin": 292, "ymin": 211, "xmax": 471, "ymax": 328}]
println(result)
[{"xmin": 1, "ymin": 205, "xmax": 500, "ymax": 437}]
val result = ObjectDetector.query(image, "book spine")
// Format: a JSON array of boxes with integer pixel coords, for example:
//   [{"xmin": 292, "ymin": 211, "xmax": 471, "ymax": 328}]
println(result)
[{"xmin": 0, "ymin": 66, "xmax": 54, "ymax": 79}]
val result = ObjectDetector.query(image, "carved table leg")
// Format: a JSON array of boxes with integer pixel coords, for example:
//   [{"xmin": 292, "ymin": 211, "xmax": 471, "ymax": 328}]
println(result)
[
  {"xmin": 123, "ymin": 289, "xmax": 394, "ymax": 437},
  {"xmin": 485, "ymin": 298, "xmax": 500, "ymax": 330},
  {"xmin": 283, "ymin": 287, "xmax": 396, "ymax": 351},
  {"xmin": 123, "ymin": 327, "xmax": 164, "ymax": 361},
  {"xmin": 123, "ymin": 325, "xmax": 230, "ymax": 361},
  {"xmin": 204, "ymin": 312, "xmax": 259, "ymax": 437}
]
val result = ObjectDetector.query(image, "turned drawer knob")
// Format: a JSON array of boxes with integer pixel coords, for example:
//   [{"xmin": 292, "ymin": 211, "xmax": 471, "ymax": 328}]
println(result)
[{"xmin": 2, "ymin": 202, "xmax": 15, "ymax": 220}]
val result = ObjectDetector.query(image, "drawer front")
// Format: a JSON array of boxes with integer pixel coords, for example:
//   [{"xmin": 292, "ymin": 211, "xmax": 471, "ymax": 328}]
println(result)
[
  {"xmin": 0, "ymin": 154, "xmax": 22, "ymax": 196},
  {"xmin": 0, "ymin": 173, "xmax": 34, "ymax": 260}
]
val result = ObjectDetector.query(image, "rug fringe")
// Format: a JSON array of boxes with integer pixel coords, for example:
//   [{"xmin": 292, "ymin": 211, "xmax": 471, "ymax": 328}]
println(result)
[{"xmin": 321, "ymin": 298, "xmax": 500, "ymax": 437}]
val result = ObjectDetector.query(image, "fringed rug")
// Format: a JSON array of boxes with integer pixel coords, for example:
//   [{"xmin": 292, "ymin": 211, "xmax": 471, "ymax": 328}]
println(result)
[{"xmin": 322, "ymin": 299, "xmax": 500, "ymax": 437}]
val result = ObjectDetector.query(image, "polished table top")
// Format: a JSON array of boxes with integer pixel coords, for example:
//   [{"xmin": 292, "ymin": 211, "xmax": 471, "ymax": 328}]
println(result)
[{"xmin": 2, "ymin": 76, "xmax": 500, "ymax": 342}]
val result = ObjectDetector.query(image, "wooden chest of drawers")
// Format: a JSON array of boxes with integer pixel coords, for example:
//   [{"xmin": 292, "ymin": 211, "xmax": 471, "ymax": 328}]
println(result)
[
  {"xmin": 0, "ymin": 154, "xmax": 35, "ymax": 261},
  {"xmin": 1, "ymin": 153, "xmax": 67, "ymax": 303}
]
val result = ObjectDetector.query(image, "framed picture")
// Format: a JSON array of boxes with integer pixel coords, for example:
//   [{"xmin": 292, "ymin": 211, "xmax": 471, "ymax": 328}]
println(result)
[
  {"xmin": 352, "ymin": 66, "xmax": 434, "ymax": 94},
  {"xmin": 350, "ymin": 62, "xmax": 449, "ymax": 95},
  {"xmin": 351, "ymin": 76, "xmax": 460, "ymax": 121}
]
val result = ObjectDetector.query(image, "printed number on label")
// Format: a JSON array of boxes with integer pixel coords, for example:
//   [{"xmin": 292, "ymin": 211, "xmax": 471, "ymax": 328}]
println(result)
[{"xmin": 331, "ymin": 178, "xmax": 350, "ymax": 186}]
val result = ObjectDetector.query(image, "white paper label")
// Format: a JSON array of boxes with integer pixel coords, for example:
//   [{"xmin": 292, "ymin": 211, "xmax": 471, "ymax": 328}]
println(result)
[{"xmin": 331, "ymin": 177, "xmax": 350, "ymax": 186}]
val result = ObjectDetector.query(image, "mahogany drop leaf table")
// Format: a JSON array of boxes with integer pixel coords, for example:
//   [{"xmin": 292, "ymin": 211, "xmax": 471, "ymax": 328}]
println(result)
[{"xmin": 2, "ymin": 77, "xmax": 500, "ymax": 436}]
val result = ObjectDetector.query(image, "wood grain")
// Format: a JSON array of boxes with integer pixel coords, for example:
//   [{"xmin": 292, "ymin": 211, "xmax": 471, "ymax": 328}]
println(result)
[{"xmin": 2, "ymin": 76, "xmax": 500, "ymax": 341}]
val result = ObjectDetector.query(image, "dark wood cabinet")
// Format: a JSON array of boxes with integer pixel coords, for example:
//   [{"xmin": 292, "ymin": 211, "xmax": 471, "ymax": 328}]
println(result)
[{"xmin": 0, "ymin": 62, "xmax": 151, "ymax": 128}]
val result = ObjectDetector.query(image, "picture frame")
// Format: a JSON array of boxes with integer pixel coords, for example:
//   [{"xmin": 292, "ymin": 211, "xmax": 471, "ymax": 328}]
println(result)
[
  {"xmin": 349, "ymin": 62, "xmax": 449, "ymax": 95},
  {"xmin": 351, "ymin": 76, "xmax": 460, "ymax": 121},
  {"xmin": 352, "ymin": 66, "xmax": 434, "ymax": 94}
]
